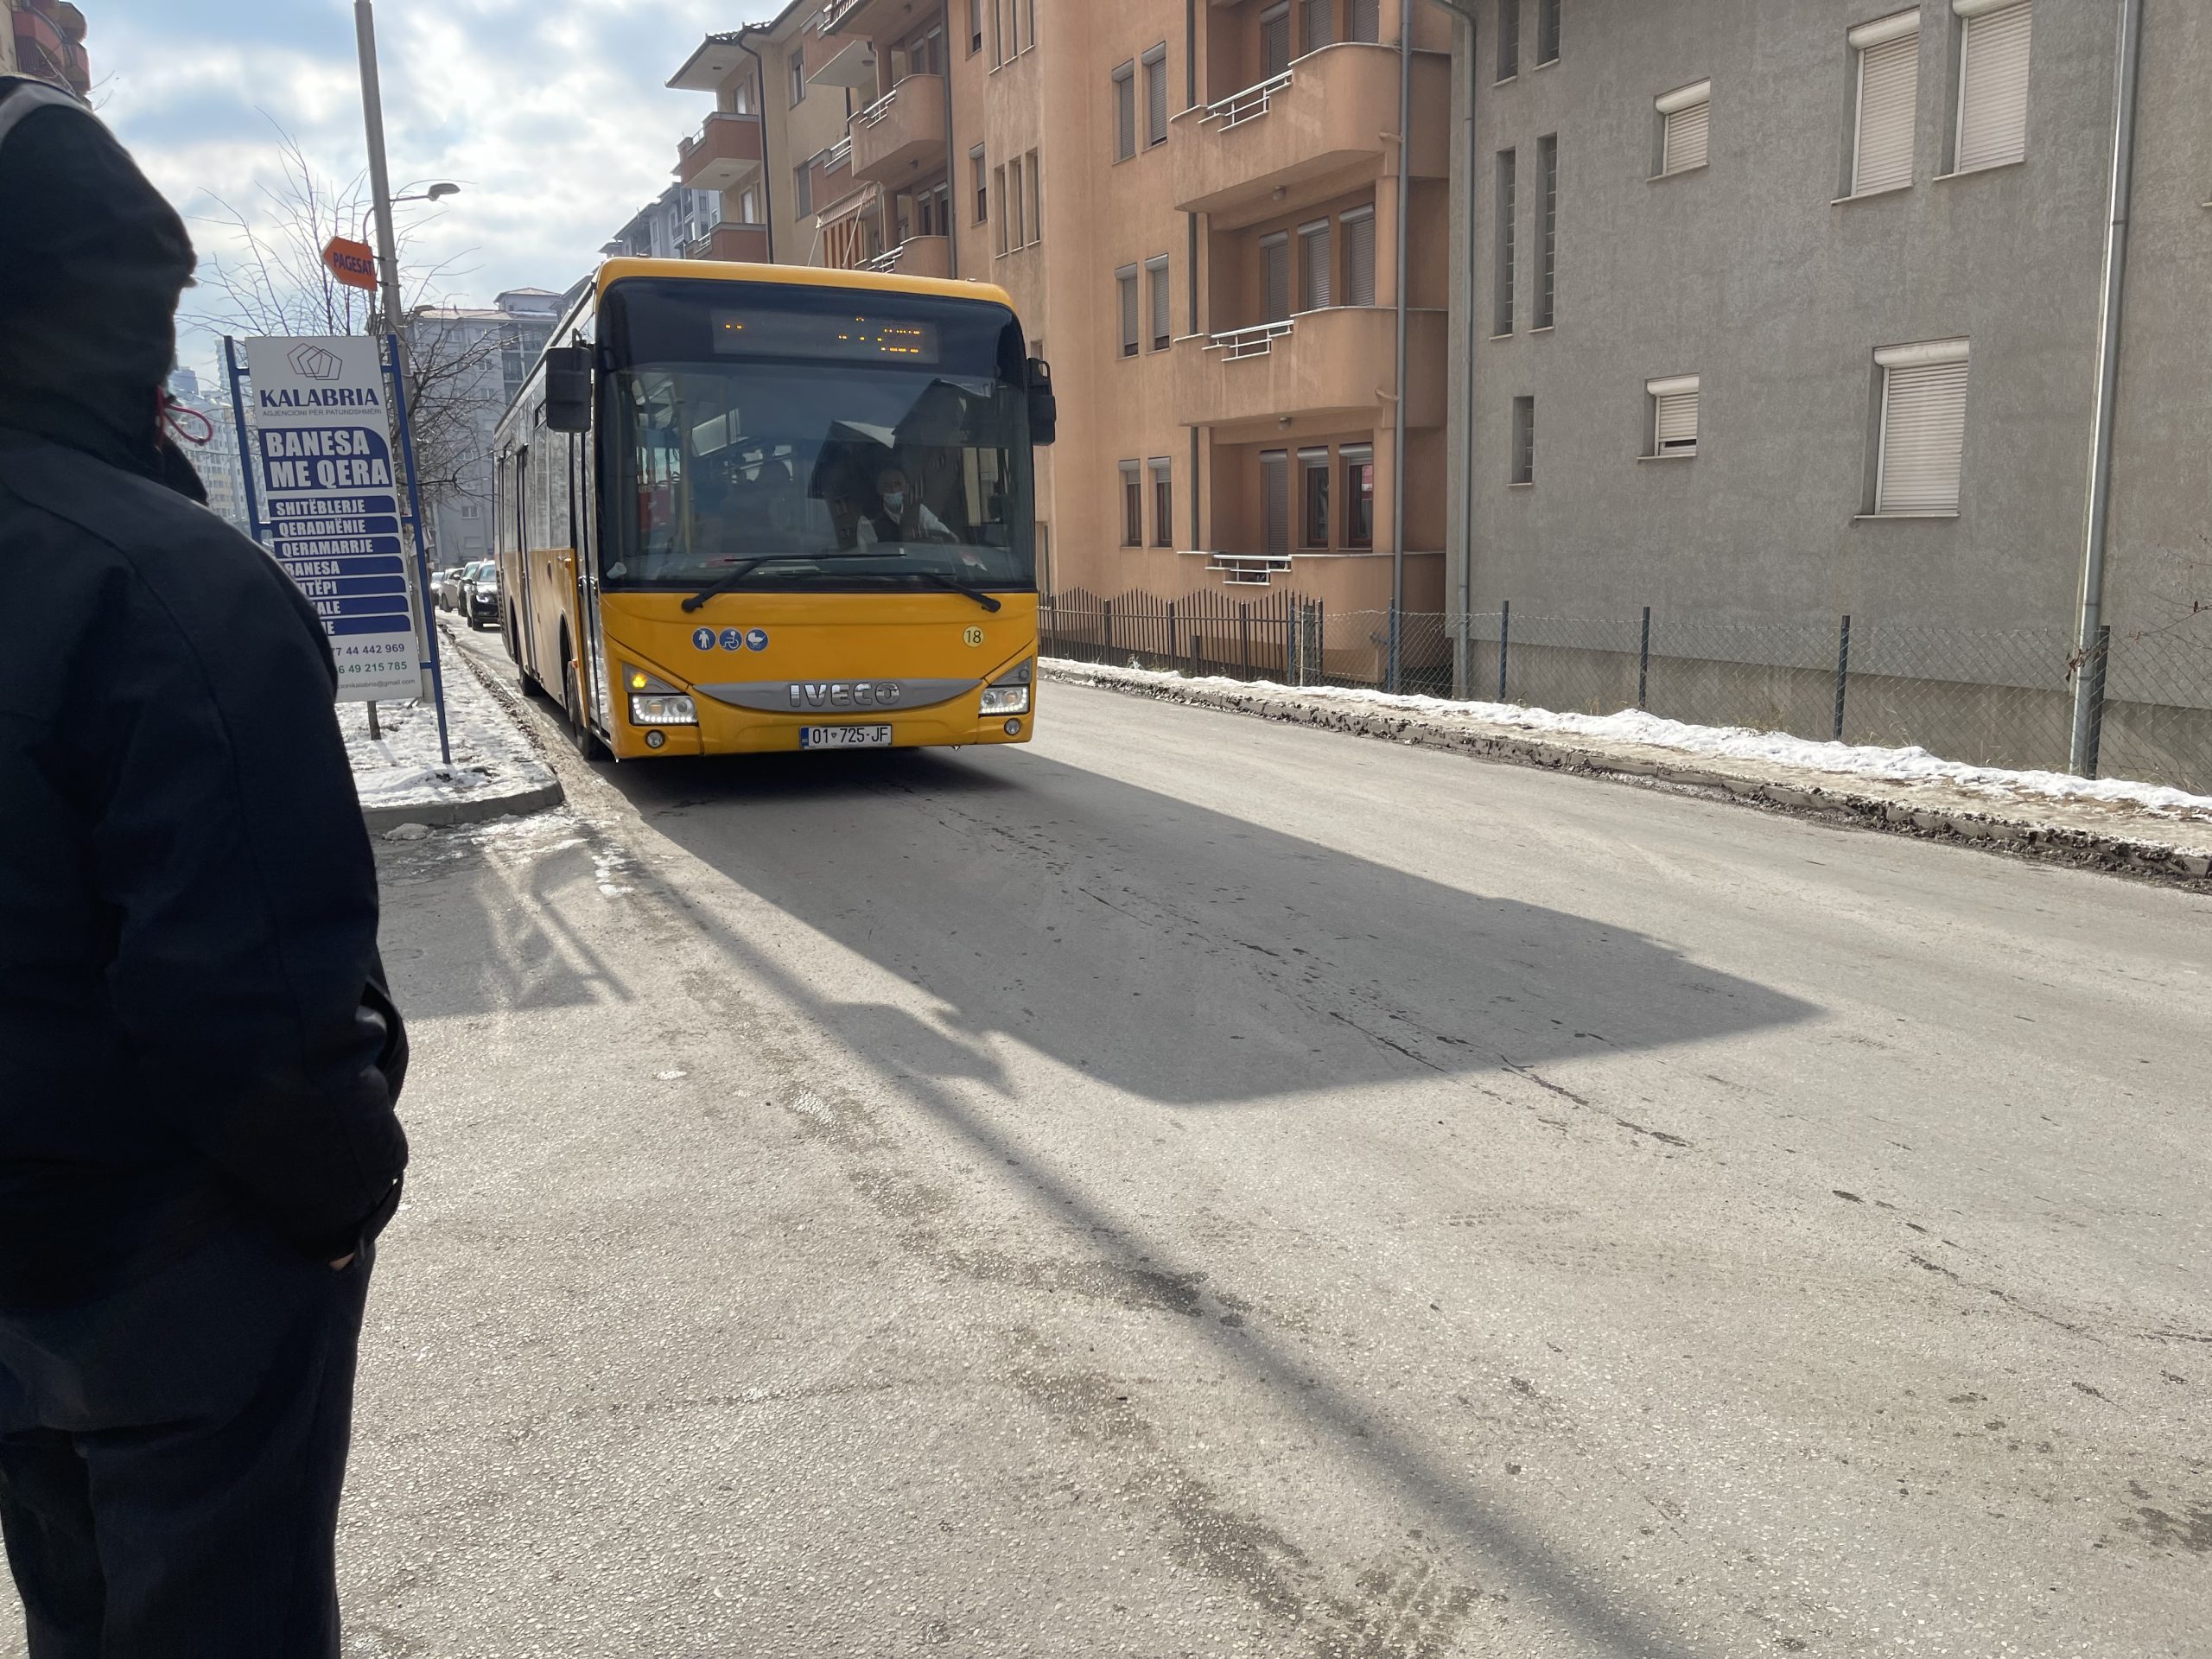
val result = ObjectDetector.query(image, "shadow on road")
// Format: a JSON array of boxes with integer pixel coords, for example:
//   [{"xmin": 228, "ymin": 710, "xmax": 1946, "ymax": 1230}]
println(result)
[{"xmin": 596, "ymin": 744, "xmax": 1815, "ymax": 1107}]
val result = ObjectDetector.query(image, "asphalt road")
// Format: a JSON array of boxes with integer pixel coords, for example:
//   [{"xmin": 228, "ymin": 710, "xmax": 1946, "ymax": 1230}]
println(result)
[{"xmin": 15, "ymin": 637, "xmax": 2209, "ymax": 1657}]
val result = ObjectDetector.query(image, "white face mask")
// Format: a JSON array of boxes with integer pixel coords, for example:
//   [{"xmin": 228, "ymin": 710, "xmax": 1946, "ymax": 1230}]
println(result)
[{"xmin": 882, "ymin": 492, "xmax": 906, "ymax": 515}]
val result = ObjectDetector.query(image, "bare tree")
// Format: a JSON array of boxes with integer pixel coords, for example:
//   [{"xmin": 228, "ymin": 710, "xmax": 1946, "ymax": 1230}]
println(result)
[{"xmin": 188, "ymin": 121, "xmax": 504, "ymax": 516}]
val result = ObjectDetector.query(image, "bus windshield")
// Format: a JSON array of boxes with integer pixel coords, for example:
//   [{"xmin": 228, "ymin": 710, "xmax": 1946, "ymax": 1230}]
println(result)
[{"xmin": 598, "ymin": 279, "xmax": 1035, "ymax": 594}]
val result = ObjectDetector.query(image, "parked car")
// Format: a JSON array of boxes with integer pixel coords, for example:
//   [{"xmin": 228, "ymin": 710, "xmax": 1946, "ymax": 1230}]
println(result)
[
  {"xmin": 463, "ymin": 561, "xmax": 501, "ymax": 630},
  {"xmin": 435, "ymin": 565, "xmax": 468, "ymax": 613}
]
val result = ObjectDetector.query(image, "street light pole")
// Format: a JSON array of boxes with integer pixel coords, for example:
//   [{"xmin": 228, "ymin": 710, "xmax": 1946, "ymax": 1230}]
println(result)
[
  {"xmin": 353, "ymin": 0, "xmax": 452, "ymax": 766},
  {"xmin": 354, "ymin": 0, "xmax": 406, "ymax": 340}
]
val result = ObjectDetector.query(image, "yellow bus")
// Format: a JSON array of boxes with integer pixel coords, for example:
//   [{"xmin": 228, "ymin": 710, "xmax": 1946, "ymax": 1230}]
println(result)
[{"xmin": 491, "ymin": 258, "xmax": 1055, "ymax": 760}]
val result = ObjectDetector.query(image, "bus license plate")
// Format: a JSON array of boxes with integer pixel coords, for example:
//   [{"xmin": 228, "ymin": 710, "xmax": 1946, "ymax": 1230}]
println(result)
[{"xmin": 800, "ymin": 725, "xmax": 893, "ymax": 750}]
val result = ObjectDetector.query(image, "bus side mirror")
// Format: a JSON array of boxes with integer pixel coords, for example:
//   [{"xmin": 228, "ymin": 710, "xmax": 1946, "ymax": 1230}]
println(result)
[
  {"xmin": 1027, "ymin": 357, "xmax": 1057, "ymax": 447},
  {"xmin": 544, "ymin": 346, "xmax": 593, "ymax": 433}
]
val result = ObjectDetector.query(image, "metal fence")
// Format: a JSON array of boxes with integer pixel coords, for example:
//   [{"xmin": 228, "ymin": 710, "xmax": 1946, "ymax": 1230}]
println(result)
[{"xmin": 1041, "ymin": 588, "xmax": 2212, "ymax": 795}]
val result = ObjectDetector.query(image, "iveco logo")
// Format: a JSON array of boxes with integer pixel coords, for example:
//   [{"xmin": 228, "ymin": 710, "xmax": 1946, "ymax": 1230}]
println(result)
[{"xmin": 788, "ymin": 682, "xmax": 906, "ymax": 709}]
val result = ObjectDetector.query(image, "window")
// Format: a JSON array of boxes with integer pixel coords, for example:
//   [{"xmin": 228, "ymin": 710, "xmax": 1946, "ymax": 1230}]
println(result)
[
  {"xmin": 1121, "ymin": 461, "xmax": 1143, "ymax": 545},
  {"xmin": 993, "ymin": 165, "xmax": 1009, "ymax": 253},
  {"xmin": 1850, "ymin": 11, "xmax": 1921, "ymax": 196},
  {"xmin": 1535, "ymin": 135, "xmax": 1557, "ymax": 329},
  {"xmin": 1497, "ymin": 0, "xmax": 1521, "ymax": 79},
  {"xmin": 1147, "ymin": 255, "xmax": 1172, "ymax": 349},
  {"xmin": 791, "ymin": 52, "xmax": 807, "ymax": 105},
  {"xmin": 1024, "ymin": 148, "xmax": 1042, "ymax": 243},
  {"xmin": 1955, "ymin": 0, "xmax": 2031, "ymax": 172},
  {"xmin": 1648, "ymin": 374, "xmax": 1700, "ymax": 455},
  {"xmin": 1874, "ymin": 340, "xmax": 1968, "ymax": 514},
  {"xmin": 1298, "ymin": 219, "xmax": 1332, "ymax": 310},
  {"xmin": 1299, "ymin": 448, "xmax": 1331, "ymax": 548},
  {"xmin": 1536, "ymin": 0, "xmax": 1560, "ymax": 65},
  {"xmin": 1262, "ymin": 450, "xmax": 1290, "ymax": 557},
  {"xmin": 1262, "ymin": 3, "xmax": 1292, "ymax": 78},
  {"xmin": 1261, "ymin": 232, "xmax": 1292, "ymax": 323},
  {"xmin": 731, "ymin": 77, "xmax": 757, "ymax": 115},
  {"xmin": 1143, "ymin": 45, "xmax": 1169, "ymax": 147},
  {"xmin": 1657, "ymin": 80, "xmax": 1711, "ymax": 175},
  {"xmin": 968, "ymin": 0, "xmax": 982, "ymax": 54},
  {"xmin": 1113, "ymin": 61, "xmax": 1137, "ymax": 161},
  {"xmin": 1510, "ymin": 396, "xmax": 1535, "ymax": 485},
  {"xmin": 1149, "ymin": 458, "xmax": 1173, "ymax": 547},
  {"xmin": 1342, "ymin": 207, "xmax": 1376, "ymax": 306},
  {"xmin": 1007, "ymin": 154, "xmax": 1027, "ymax": 247},
  {"xmin": 1117, "ymin": 265, "xmax": 1140, "ymax": 357},
  {"xmin": 1492, "ymin": 149, "xmax": 1516, "ymax": 335},
  {"xmin": 1342, "ymin": 445, "xmax": 1374, "ymax": 547},
  {"xmin": 739, "ymin": 185, "xmax": 760, "ymax": 224},
  {"xmin": 794, "ymin": 160, "xmax": 814, "ymax": 219},
  {"xmin": 1349, "ymin": 0, "xmax": 1379, "ymax": 42},
  {"xmin": 972, "ymin": 144, "xmax": 988, "ymax": 223},
  {"xmin": 1300, "ymin": 0, "xmax": 1333, "ymax": 54}
]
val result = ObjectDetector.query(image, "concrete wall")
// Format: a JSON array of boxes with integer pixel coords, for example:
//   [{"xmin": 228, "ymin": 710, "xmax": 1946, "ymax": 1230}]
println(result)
[{"xmin": 1451, "ymin": 0, "xmax": 2136, "ymax": 642}]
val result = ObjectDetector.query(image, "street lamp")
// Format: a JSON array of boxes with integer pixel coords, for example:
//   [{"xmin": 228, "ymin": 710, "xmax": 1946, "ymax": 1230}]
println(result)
[{"xmin": 394, "ymin": 181, "xmax": 461, "ymax": 205}]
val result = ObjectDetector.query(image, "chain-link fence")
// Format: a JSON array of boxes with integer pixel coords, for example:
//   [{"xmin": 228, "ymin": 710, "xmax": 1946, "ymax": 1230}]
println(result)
[{"xmin": 1041, "ymin": 589, "xmax": 2212, "ymax": 795}]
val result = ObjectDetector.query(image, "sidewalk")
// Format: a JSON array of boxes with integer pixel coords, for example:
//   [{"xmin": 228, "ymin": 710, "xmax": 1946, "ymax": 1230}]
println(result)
[
  {"xmin": 1045, "ymin": 660, "xmax": 2212, "ymax": 880},
  {"xmin": 341, "ymin": 620, "xmax": 562, "ymax": 835}
]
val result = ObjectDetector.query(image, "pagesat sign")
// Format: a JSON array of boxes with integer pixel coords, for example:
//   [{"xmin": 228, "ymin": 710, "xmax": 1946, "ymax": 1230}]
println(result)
[
  {"xmin": 322, "ymin": 236, "xmax": 378, "ymax": 292},
  {"xmin": 241, "ymin": 335, "xmax": 425, "ymax": 702}
]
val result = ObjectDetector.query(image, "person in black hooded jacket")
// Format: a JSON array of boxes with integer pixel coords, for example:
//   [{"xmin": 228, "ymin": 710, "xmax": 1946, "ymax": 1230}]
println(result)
[{"xmin": 0, "ymin": 78, "xmax": 409, "ymax": 1657}]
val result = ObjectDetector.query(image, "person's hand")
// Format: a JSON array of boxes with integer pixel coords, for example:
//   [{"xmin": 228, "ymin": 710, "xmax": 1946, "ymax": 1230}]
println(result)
[{"xmin": 328, "ymin": 1253, "xmax": 355, "ymax": 1271}]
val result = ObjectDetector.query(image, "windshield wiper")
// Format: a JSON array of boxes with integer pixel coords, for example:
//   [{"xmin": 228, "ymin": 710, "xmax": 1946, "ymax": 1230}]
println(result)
[
  {"xmin": 899, "ymin": 569, "xmax": 1003, "ymax": 612},
  {"xmin": 680, "ymin": 552, "xmax": 871, "ymax": 612}
]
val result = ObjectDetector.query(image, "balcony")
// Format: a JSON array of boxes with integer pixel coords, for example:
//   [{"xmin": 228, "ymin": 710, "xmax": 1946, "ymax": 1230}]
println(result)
[
  {"xmin": 821, "ymin": 0, "xmax": 917, "ymax": 39},
  {"xmin": 13, "ymin": 2, "xmax": 91, "ymax": 94},
  {"xmin": 856, "ymin": 236, "xmax": 951, "ymax": 280},
  {"xmin": 1174, "ymin": 305, "xmax": 1447, "ymax": 440},
  {"xmin": 1173, "ymin": 44, "xmax": 1449, "ymax": 226},
  {"xmin": 849, "ymin": 76, "xmax": 947, "ymax": 187},
  {"xmin": 687, "ymin": 224, "xmax": 771, "ymax": 264},
  {"xmin": 675, "ymin": 112, "xmax": 764, "ymax": 194}
]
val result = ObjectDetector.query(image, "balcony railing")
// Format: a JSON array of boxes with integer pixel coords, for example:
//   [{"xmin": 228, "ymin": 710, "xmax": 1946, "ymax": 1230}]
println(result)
[
  {"xmin": 1203, "ymin": 72, "xmax": 1294, "ymax": 132},
  {"xmin": 848, "ymin": 75, "xmax": 947, "ymax": 186},
  {"xmin": 675, "ymin": 111, "xmax": 764, "ymax": 194},
  {"xmin": 1205, "ymin": 553, "xmax": 1294, "ymax": 587},
  {"xmin": 1206, "ymin": 320, "xmax": 1298, "ymax": 362}
]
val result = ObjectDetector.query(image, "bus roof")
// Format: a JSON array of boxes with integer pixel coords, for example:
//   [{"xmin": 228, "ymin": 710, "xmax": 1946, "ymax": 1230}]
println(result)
[{"xmin": 594, "ymin": 257, "xmax": 1016, "ymax": 314}]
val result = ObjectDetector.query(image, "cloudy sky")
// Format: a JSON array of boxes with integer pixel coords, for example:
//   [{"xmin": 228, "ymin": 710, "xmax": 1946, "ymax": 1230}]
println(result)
[{"xmin": 92, "ymin": 0, "xmax": 766, "ymax": 379}]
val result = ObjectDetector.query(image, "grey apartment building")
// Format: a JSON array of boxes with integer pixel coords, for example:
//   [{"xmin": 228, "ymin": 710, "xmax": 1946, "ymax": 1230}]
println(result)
[{"xmin": 1443, "ymin": 0, "xmax": 2209, "ymax": 785}]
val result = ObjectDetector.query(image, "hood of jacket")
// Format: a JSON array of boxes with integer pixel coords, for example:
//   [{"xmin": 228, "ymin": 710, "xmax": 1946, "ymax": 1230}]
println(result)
[{"xmin": 0, "ymin": 77, "xmax": 203, "ymax": 493}]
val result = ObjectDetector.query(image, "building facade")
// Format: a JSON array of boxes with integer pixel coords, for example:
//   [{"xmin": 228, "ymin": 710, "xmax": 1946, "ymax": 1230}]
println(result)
[
  {"xmin": 3, "ymin": 0, "xmax": 92, "ymax": 94},
  {"xmin": 165, "ymin": 367, "xmax": 252, "ymax": 538},
  {"xmin": 667, "ymin": 0, "xmax": 1458, "ymax": 645},
  {"xmin": 1443, "ymin": 0, "xmax": 2211, "ymax": 772},
  {"xmin": 404, "ymin": 289, "xmax": 563, "ymax": 566}
]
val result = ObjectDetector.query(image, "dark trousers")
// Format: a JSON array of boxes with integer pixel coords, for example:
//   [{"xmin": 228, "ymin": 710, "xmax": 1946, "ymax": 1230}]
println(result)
[{"xmin": 0, "ymin": 1236, "xmax": 372, "ymax": 1659}]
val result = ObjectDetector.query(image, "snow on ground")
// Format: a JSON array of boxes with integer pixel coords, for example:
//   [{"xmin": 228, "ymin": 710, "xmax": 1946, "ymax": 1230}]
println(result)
[
  {"xmin": 1052, "ymin": 660, "xmax": 2212, "ymax": 821},
  {"xmin": 340, "ymin": 629, "xmax": 556, "ymax": 814}
]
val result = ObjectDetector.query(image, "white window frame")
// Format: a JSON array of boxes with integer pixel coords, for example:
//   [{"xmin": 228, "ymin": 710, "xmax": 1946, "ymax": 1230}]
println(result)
[
  {"xmin": 1872, "ymin": 338, "xmax": 1969, "ymax": 516},
  {"xmin": 1647, "ymin": 373, "xmax": 1700, "ymax": 457},
  {"xmin": 1849, "ymin": 10, "xmax": 1922, "ymax": 198},
  {"xmin": 1656, "ymin": 79, "xmax": 1711, "ymax": 177},
  {"xmin": 1951, "ymin": 0, "xmax": 2031, "ymax": 174}
]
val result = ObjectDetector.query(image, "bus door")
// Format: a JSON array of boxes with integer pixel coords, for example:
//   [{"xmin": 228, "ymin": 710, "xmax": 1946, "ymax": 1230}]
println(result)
[
  {"xmin": 575, "ymin": 424, "xmax": 610, "ymax": 739},
  {"xmin": 512, "ymin": 445, "xmax": 540, "ymax": 682}
]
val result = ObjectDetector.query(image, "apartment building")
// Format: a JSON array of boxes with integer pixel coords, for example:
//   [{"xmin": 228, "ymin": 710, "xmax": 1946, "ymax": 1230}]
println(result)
[
  {"xmin": 3, "ymin": 0, "xmax": 92, "ymax": 94},
  {"xmin": 668, "ymin": 0, "xmax": 1459, "ymax": 630},
  {"xmin": 1443, "ymin": 1, "xmax": 2211, "ymax": 757},
  {"xmin": 404, "ymin": 289, "xmax": 564, "ymax": 565}
]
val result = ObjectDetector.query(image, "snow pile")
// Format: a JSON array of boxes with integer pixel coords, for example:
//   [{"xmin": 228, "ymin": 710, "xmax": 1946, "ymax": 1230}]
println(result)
[
  {"xmin": 1052, "ymin": 660, "xmax": 2212, "ymax": 821},
  {"xmin": 338, "ymin": 639, "xmax": 556, "ymax": 814}
]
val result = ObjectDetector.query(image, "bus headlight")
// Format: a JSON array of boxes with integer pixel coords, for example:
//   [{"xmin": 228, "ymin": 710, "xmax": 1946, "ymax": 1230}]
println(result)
[
  {"xmin": 980, "ymin": 659, "xmax": 1033, "ymax": 716},
  {"xmin": 623, "ymin": 664, "xmax": 698, "ymax": 727}
]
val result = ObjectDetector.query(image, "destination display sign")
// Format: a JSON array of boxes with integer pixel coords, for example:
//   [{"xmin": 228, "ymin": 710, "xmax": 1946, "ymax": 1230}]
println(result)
[{"xmin": 242, "ymin": 336, "xmax": 425, "ymax": 702}]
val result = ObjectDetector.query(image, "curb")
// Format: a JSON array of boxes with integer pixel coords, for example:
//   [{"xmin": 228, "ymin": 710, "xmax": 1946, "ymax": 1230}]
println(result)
[
  {"xmin": 359, "ymin": 626, "xmax": 567, "ymax": 836},
  {"xmin": 1044, "ymin": 664, "xmax": 2212, "ymax": 884},
  {"xmin": 363, "ymin": 779, "xmax": 566, "ymax": 836}
]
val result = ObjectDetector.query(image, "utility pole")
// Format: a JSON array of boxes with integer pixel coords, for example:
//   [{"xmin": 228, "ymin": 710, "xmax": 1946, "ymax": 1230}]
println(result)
[{"xmin": 353, "ymin": 0, "xmax": 452, "ymax": 765}]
